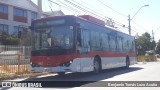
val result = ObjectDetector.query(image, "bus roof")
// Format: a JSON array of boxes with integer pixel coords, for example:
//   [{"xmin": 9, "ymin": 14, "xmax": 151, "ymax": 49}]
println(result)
[{"xmin": 32, "ymin": 15, "xmax": 134, "ymax": 38}]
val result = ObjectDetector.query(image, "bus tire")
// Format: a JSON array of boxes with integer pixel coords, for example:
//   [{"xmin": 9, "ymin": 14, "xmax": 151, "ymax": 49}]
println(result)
[
  {"xmin": 93, "ymin": 56, "xmax": 101, "ymax": 73},
  {"xmin": 57, "ymin": 72, "xmax": 65, "ymax": 76},
  {"xmin": 125, "ymin": 56, "xmax": 130, "ymax": 69}
]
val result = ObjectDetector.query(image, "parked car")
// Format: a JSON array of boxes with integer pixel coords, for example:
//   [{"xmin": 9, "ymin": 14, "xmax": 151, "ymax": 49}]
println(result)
[{"xmin": 155, "ymin": 54, "xmax": 160, "ymax": 58}]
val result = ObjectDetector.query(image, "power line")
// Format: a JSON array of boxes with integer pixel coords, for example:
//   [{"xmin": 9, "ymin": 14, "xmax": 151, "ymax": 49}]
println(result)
[
  {"xmin": 131, "ymin": 27, "xmax": 144, "ymax": 35},
  {"xmin": 44, "ymin": 0, "xmax": 47, "ymax": 11},
  {"xmin": 48, "ymin": 0, "xmax": 81, "ymax": 14},
  {"xmin": 63, "ymin": 0, "xmax": 126, "ymax": 27},
  {"xmin": 71, "ymin": 0, "xmax": 106, "ymax": 17},
  {"xmin": 132, "ymin": 20, "xmax": 149, "ymax": 32},
  {"xmin": 48, "ymin": 0, "xmax": 61, "ymax": 10},
  {"xmin": 97, "ymin": 0, "xmax": 127, "ymax": 17},
  {"xmin": 70, "ymin": 0, "xmax": 145, "ymax": 36},
  {"xmin": 71, "ymin": 0, "xmax": 126, "ymax": 27},
  {"xmin": 43, "ymin": 0, "xmax": 137, "ymax": 34},
  {"xmin": 64, "ymin": 0, "xmax": 97, "ymax": 16},
  {"xmin": 48, "ymin": 0, "xmax": 128, "ymax": 33},
  {"xmin": 154, "ymin": 26, "xmax": 160, "ymax": 33},
  {"xmin": 58, "ymin": 0, "xmax": 80, "ymax": 12},
  {"xmin": 79, "ymin": 0, "xmax": 127, "ymax": 25},
  {"xmin": 47, "ymin": 0, "xmax": 54, "ymax": 14}
]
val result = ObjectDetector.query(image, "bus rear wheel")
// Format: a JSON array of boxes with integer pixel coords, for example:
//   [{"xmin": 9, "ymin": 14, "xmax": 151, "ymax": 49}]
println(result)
[
  {"xmin": 125, "ymin": 56, "xmax": 130, "ymax": 69},
  {"xmin": 93, "ymin": 57, "xmax": 101, "ymax": 73}
]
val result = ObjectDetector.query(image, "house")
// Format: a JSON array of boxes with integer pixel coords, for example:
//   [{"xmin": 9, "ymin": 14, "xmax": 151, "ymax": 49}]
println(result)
[{"xmin": 0, "ymin": 0, "xmax": 64, "ymax": 36}]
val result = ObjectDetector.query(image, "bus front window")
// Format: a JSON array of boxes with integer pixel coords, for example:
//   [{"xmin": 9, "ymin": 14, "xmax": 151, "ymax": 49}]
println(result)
[{"xmin": 34, "ymin": 26, "xmax": 73, "ymax": 50}]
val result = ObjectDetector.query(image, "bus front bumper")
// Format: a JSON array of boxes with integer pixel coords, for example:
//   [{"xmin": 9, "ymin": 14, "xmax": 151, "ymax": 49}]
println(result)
[{"xmin": 31, "ymin": 66, "xmax": 79, "ymax": 73}]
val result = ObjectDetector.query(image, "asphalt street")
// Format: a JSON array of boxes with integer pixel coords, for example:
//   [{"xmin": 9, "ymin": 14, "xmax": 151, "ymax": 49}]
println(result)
[{"xmin": 1, "ymin": 60, "xmax": 160, "ymax": 90}]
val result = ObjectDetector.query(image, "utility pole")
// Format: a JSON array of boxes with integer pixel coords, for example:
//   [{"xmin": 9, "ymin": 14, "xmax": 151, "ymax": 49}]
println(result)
[
  {"xmin": 128, "ymin": 5, "xmax": 149, "ymax": 35},
  {"xmin": 38, "ymin": 0, "xmax": 42, "ymax": 18},
  {"xmin": 128, "ymin": 15, "xmax": 131, "ymax": 35},
  {"xmin": 152, "ymin": 30, "xmax": 155, "ymax": 41}
]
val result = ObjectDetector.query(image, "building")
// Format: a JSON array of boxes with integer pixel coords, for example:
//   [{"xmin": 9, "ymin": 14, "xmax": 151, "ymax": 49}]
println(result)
[
  {"xmin": 0, "ymin": 0, "xmax": 38, "ymax": 35},
  {"xmin": 0, "ymin": 0, "xmax": 64, "ymax": 36}
]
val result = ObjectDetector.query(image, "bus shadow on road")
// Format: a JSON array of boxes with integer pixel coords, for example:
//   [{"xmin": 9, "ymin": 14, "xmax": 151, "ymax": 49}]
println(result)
[{"xmin": 18, "ymin": 67, "xmax": 143, "ymax": 88}]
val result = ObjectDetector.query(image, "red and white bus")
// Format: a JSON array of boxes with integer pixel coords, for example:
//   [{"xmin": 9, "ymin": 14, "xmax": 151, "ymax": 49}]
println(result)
[{"xmin": 30, "ymin": 15, "xmax": 136, "ymax": 75}]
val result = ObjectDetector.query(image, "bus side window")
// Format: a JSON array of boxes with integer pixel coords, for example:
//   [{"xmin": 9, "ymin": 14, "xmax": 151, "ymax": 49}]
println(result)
[
  {"xmin": 91, "ymin": 31, "xmax": 100, "ymax": 50},
  {"xmin": 120, "ymin": 38, "xmax": 123, "ymax": 52},
  {"xmin": 109, "ymin": 35, "xmax": 116, "ymax": 52},
  {"xmin": 117, "ymin": 37, "xmax": 123, "ymax": 52},
  {"xmin": 101, "ymin": 33, "xmax": 109, "ymax": 51},
  {"xmin": 81, "ymin": 30, "xmax": 90, "ymax": 54}
]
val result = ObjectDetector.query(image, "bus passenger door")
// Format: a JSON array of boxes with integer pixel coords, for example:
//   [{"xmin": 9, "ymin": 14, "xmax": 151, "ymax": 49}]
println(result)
[
  {"xmin": 77, "ymin": 29, "xmax": 90, "ymax": 54},
  {"xmin": 77, "ymin": 28, "xmax": 93, "ymax": 72}
]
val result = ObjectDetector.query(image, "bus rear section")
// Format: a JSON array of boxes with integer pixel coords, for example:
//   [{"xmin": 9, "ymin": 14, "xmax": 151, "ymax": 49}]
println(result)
[{"xmin": 30, "ymin": 15, "xmax": 137, "ymax": 75}]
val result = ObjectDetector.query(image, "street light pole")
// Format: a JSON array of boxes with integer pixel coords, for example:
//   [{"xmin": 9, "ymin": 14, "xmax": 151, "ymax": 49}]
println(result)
[
  {"xmin": 38, "ymin": 0, "xmax": 42, "ymax": 18},
  {"xmin": 128, "ymin": 5, "xmax": 149, "ymax": 35},
  {"xmin": 128, "ymin": 15, "xmax": 131, "ymax": 35}
]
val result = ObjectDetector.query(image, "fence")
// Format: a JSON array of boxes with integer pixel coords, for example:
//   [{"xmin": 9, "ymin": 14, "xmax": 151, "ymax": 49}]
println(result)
[{"xmin": 0, "ymin": 45, "xmax": 31, "ymax": 74}]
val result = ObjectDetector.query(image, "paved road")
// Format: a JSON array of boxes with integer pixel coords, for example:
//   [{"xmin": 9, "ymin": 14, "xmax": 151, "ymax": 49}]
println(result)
[{"xmin": 1, "ymin": 60, "xmax": 160, "ymax": 90}]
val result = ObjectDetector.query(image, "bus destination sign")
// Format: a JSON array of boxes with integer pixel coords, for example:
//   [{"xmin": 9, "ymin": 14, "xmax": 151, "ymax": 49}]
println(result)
[{"xmin": 35, "ymin": 19, "xmax": 65, "ymax": 27}]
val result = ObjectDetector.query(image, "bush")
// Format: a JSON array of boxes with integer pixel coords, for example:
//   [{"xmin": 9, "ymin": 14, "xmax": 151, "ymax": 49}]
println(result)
[
  {"xmin": 0, "ymin": 32, "xmax": 20, "ymax": 45},
  {"xmin": 4, "ymin": 36, "xmax": 20, "ymax": 45},
  {"xmin": 137, "ymin": 55, "xmax": 157, "ymax": 62}
]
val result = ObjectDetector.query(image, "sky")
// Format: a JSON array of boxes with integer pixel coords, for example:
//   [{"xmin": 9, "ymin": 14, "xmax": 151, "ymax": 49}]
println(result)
[{"xmin": 31, "ymin": 0, "xmax": 160, "ymax": 42}]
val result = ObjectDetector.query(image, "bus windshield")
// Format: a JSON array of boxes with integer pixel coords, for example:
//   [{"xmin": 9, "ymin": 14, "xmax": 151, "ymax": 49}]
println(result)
[{"xmin": 33, "ymin": 26, "xmax": 73, "ymax": 50}]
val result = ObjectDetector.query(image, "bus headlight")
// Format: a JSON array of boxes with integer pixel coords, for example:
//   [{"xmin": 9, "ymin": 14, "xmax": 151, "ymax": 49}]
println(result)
[
  {"xmin": 31, "ymin": 63, "xmax": 40, "ymax": 67},
  {"xmin": 70, "ymin": 60, "xmax": 73, "ymax": 64},
  {"xmin": 31, "ymin": 63, "xmax": 35, "ymax": 67}
]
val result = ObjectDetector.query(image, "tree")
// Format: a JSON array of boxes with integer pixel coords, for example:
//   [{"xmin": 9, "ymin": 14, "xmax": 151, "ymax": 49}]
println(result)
[
  {"xmin": 135, "ymin": 32, "xmax": 156, "ymax": 55},
  {"xmin": 156, "ymin": 40, "xmax": 160, "ymax": 54},
  {"xmin": 151, "ymin": 40, "xmax": 156, "ymax": 50}
]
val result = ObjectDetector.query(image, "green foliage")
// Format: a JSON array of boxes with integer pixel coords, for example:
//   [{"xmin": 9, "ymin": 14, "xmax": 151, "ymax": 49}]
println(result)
[
  {"xmin": 0, "ymin": 28, "xmax": 31, "ymax": 46},
  {"xmin": 136, "ymin": 32, "xmax": 156, "ymax": 55},
  {"xmin": 0, "ymin": 32, "xmax": 19, "ymax": 45},
  {"xmin": 6, "ymin": 35, "xmax": 19, "ymax": 45},
  {"xmin": 151, "ymin": 40, "xmax": 156, "ymax": 50}
]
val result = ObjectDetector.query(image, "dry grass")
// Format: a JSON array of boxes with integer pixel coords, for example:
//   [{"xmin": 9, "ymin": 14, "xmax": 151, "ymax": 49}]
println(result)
[
  {"xmin": 0, "ymin": 64, "xmax": 29, "ymax": 73},
  {"xmin": 0, "ymin": 65, "xmax": 50, "ymax": 80},
  {"xmin": 137, "ymin": 55, "xmax": 157, "ymax": 62}
]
